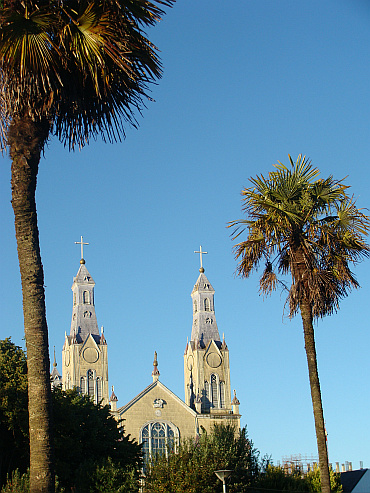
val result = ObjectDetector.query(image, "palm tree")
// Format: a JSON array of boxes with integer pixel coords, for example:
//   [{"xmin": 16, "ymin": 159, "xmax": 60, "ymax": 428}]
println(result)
[
  {"xmin": 229, "ymin": 155, "xmax": 370, "ymax": 493},
  {"xmin": 0, "ymin": 0, "xmax": 173, "ymax": 491}
]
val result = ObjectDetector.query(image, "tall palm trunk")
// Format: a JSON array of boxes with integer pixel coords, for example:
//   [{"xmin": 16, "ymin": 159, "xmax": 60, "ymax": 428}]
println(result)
[
  {"xmin": 9, "ymin": 117, "xmax": 54, "ymax": 493},
  {"xmin": 300, "ymin": 300, "xmax": 331, "ymax": 493}
]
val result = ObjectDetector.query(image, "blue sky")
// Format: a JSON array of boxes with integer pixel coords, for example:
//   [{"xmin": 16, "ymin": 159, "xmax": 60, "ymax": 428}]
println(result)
[{"xmin": 1, "ymin": 0, "xmax": 370, "ymax": 469}]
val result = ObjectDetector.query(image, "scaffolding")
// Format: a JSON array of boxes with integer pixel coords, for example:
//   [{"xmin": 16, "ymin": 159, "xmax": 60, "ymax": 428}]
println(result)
[{"xmin": 280, "ymin": 454, "xmax": 319, "ymax": 474}]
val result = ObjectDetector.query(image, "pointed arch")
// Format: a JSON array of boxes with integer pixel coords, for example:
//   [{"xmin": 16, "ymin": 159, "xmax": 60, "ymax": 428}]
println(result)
[
  {"xmin": 140, "ymin": 421, "xmax": 179, "ymax": 463},
  {"xmin": 83, "ymin": 290, "xmax": 90, "ymax": 304},
  {"xmin": 193, "ymin": 300, "xmax": 198, "ymax": 313},
  {"xmin": 204, "ymin": 298, "xmax": 210, "ymax": 311}
]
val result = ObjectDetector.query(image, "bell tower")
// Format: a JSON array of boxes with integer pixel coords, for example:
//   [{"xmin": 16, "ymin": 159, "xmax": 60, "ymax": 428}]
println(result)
[
  {"xmin": 62, "ymin": 237, "xmax": 109, "ymax": 405},
  {"xmin": 184, "ymin": 248, "xmax": 240, "ymax": 427}
]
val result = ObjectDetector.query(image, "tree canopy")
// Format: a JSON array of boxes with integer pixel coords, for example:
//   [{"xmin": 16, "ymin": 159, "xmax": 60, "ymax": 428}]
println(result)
[
  {"xmin": 144, "ymin": 424, "xmax": 260, "ymax": 493},
  {"xmin": 0, "ymin": 338, "xmax": 142, "ymax": 492}
]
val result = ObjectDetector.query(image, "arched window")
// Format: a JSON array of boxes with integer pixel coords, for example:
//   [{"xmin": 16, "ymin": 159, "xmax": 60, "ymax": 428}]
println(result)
[
  {"xmin": 140, "ymin": 421, "xmax": 178, "ymax": 463},
  {"xmin": 80, "ymin": 377, "xmax": 86, "ymax": 394},
  {"xmin": 220, "ymin": 381, "xmax": 225, "ymax": 408},
  {"xmin": 87, "ymin": 369, "xmax": 95, "ymax": 400},
  {"xmin": 193, "ymin": 300, "xmax": 198, "ymax": 313},
  {"xmin": 203, "ymin": 374, "xmax": 225, "ymax": 411},
  {"xmin": 83, "ymin": 290, "xmax": 90, "ymax": 304},
  {"xmin": 211, "ymin": 374, "xmax": 219, "ymax": 408},
  {"xmin": 65, "ymin": 373, "xmax": 71, "ymax": 390},
  {"xmin": 97, "ymin": 378, "xmax": 102, "ymax": 403},
  {"xmin": 73, "ymin": 293, "xmax": 77, "ymax": 306},
  {"xmin": 204, "ymin": 298, "xmax": 210, "ymax": 311}
]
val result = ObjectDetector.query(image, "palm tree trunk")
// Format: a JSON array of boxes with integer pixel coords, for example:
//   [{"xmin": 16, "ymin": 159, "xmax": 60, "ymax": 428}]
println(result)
[
  {"xmin": 300, "ymin": 301, "xmax": 331, "ymax": 493},
  {"xmin": 9, "ymin": 117, "xmax": 54, "ymax": 493}
]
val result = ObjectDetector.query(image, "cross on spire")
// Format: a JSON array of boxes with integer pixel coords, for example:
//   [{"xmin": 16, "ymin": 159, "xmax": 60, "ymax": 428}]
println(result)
[
  {"xmin": 75, "ymin": 236, "xmax": 89, "ymax": 263},
  {"xmin": 194, "ymin": 245, "xmax": 208, "ymax": 272}
]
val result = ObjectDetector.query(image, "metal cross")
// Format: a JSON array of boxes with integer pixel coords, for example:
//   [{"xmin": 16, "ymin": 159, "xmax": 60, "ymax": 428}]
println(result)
[
  {"xmin": 194, "ymin": 245, "xmax": 208, "ymax": 269},
  {"xmin": 75, "ymin": 236, "xmax": 89, "ymax": 260}
]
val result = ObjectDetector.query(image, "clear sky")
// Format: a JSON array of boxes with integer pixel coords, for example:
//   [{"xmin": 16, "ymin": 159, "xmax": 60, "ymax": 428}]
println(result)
[{"xmin": 1, "ymin": 0, "xmax": 369, "ymax": 470}]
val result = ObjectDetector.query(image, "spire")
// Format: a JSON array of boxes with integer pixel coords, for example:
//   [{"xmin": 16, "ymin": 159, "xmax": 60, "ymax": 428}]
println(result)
[
  {"xmin": 50, "ymin": 347, "xmax": 62, "ymax": 389},
  {"xmin": 232, "ymin": 389, "xmax": 240, "ymax": 405},
  {"xmin": 152, "ymin": 351, "xmax": 160, "ymax": 382},
  {"xmin": 110, "ymin": 385, "xmax": 118, "ymax": 402},
  {"xmin": 70, "ymin": 243, "xmax": 99, "ymax": 342},
  {"xmin": 110, "ymin": 385, "xmax": 118, "ymax": 412},
  {"xmin": 190, "ymin": 247, "xmax": 220, "ymax": 345}
]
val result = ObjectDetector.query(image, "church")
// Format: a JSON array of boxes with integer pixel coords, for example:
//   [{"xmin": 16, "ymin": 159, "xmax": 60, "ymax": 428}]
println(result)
[{"xmin": 52, "ymin": 240, "xmax": 241, "ymax": 460}]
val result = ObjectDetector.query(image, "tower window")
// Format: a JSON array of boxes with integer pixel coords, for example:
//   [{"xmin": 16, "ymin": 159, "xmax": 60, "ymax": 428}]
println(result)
[
  {"xmin": 80, "ymin": 377, "xmax": 86, "ymax": 394},
  {"xmin": 211, "ymin": 374, "xmax": 219, "ymax": 408},
  {"xmin": 73, "ymin": 293, "xmax": 77, "ymax": 306},
  {"xmin": 97, "ymin": 378, "xmax": 102, "ymax": 403},
  {"xmin": 204, "ymin": 298, "xmax": 210, "ymax": 311},
  {"xmin": 202, "ymin": 374, "xmax": 225, "ymax": 411},
  {"xmin": 220, "ymin": 381, "xmax": 225, "ymax": 408},
  {"xmin": 87, "ymin": 369, "xmax": 94, "ymax": 400},
  {"xmin": 193, "ymin": 300, "xmax": 197, "ymax": 313},
  {"xmin": 83, "ymin": 291, "xmax": 90, "ymax": 304},
  {"xmin": 203, "ymin": 381, "xmax": 210, "ymax": 412}
]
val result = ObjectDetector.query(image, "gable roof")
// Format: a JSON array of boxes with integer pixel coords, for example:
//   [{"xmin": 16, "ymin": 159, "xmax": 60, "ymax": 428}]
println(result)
[
  {"xmin": 118, "ymin": 380, "xmax": 197, "ymax": 418},
  {"xmin": 340, "ymin": 469, "xmax": 368, "ymax": 493}
]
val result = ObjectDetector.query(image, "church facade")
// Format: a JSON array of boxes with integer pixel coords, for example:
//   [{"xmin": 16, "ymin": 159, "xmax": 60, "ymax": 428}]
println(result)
[
  {"xmin": 54, "ymin": 243, "xmax": 241, "ymax": 460},
  {"xmin": 116, "ymin": 258, "xmax": 241, "ymax": 460}
]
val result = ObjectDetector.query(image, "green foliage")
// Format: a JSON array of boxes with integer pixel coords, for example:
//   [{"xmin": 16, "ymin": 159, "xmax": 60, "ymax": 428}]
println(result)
[
  {"xmin": 253, "ymin": 464, "xmax": 343, "ymax": 493},
  {"xmin": 254, "ymin": 465, "xmax": 309, "ymax": 492},
  {"xmin": 144, "ymin": 424, "xmax": 260, "ymax": 493},
  {"xmin": 305, "ymin": 465, "xmax": 343, "ymax": 493},
  {"xmin": 0, "ymin": 340, "xmax": 142, "ymax": 492},
  {"xmin": 1, "ymin": 469, "xmax": 65, "ymax": 493},
  {"xmin": 0, "ymin": 339, "xmax": 29, "ymax": 487},
  {"xmin": 1, "ymin": 469, "xmax": 29, "ymax": 493},
  {"xmin": 89, "ymin": 457, "xmax": 139, "ymax": 493},
  {"xmin": 52, "ymin": 387, "xmax": 142, "ymax": 491}
]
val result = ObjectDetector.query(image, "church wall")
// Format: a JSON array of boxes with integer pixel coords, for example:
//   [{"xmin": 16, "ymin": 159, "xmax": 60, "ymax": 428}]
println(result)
[{"xmin": 120, "ymin": 385, "xmax": 197, "ymax": 443}]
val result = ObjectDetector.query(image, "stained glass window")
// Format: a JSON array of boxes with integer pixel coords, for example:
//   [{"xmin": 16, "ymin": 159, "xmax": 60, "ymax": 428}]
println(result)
[{"xmin": 140, "ymin": 421, "xmax": 178, "ymax": 463}]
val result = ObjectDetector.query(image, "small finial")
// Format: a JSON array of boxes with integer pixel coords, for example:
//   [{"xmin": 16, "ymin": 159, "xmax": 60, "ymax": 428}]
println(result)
[
  {"xmin": 101, "ymin": 326, "xmax": 104, "ymax": 334},
  {"xmin": 152, "ymin": 351, "xmax": 160, "ymax": 381},
  {"xmin": 232, "ymin": 389, "xmax": 240, "ymax": 405},
  {"xmin": 110, "ymin": 385, "xmax": 118, "ymax": 403}
]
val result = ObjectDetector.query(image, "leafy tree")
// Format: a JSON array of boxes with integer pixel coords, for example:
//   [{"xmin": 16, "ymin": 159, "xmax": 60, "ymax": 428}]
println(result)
[
  {"xmin": 0, "ymin": 339, "xmax": 29, "ymax": 487},
  {"xmin": 89, "ymin": 457, "xmax": 138, "ymax": 493},
  {"xmin": 305, "ymin": 464, "xmax": 343, "ymax": 493},
  {"xmin": 52, "ymin": 388, "xmax": 142, "ymax": 492},
  {"xmin": 254, "ymin": 464, "xmax": 309, "ymax": 492},
  {"xmin": 0, "ymin": 339, "xmax": 142, "ymax": 492},
  {"xmin": 253, "ymin": 464, "xmax": 343, "ymax": 493},
  {"xmin": 0, "ymin": 0, "xmax": 173, "ymax": 490},
  {"xmin": 144, "ymin": 424, "xmax": 260, "ymax": 493},
  {"xmin": 229, "ymin": 155, "xmax": 370, "ymax": 493}
]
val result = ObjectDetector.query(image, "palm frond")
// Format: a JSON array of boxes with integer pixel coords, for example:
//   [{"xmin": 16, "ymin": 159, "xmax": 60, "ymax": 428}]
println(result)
[{"xmin": 231, "ymin": 155, "xmax": 370, "ymax": 320}]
